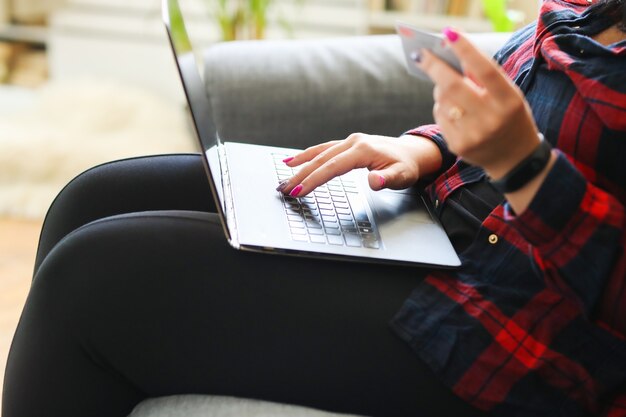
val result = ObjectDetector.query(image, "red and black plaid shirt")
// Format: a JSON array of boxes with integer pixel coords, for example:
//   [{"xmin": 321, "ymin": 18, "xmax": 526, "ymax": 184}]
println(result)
[{"xmin": 391, "ymin": 1, "xmax": 626, "ymax": 415}]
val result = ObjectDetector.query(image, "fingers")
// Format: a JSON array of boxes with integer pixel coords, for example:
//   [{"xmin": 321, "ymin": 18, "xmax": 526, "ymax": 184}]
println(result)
[
  {"xmin": 417, "ymin": 28, "xmax": 520, "ymax": 143},
  {"xmin": 431, "ymin": 101, "xmax": 465, "ymax": 153},
  {"xmin": 288, "ymin": 149, "xmax": 365, "ymax": 197},
  {"xmin": 277, "ymin": 134, "xmax": 422, "ymax": 197},
  {"xmin": 279, "ymin": 136, "xmax": 362, "ymax": 197},
  {"xmin": 417, "ymin": 28, "xmax": 511, "ymax": 103},
  {"xmin": 367, "ymin": 163, "xmax": 416, "ymax": 191},
  {"xmin": 428, "ymin": 57, "xmax": 481, "ymax": 111},
  {"xmin": 284, "ymin": 140, "xmax": 341, "ymax": 167},
  {"xmin": 439, "ymin": 28, "xmax": 511, "ymax": 98}
]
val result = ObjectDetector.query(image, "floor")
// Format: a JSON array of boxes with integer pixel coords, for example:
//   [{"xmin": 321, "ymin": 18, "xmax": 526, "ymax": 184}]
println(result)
[
  {"xmin": 0, "ymin": 38, "xmax": 47, "ymax": 410},
  {"xmin": 0, "ymin": 217, "xmax": 42, "ymax": 407},
  {"xmin": 0, "ymin": 38, "xmax": 193, "ymax": 409}
]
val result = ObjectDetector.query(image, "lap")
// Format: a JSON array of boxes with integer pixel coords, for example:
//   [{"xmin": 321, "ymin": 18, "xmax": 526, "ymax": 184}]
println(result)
[{"xmin": 4, "ymin": 154, "xmax": 487, "ymax": 417}]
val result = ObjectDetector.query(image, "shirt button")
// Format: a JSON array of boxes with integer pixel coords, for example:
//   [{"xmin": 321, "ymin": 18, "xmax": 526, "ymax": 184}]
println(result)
[
  {"xmin": 434, "ymin": 199, "xmax": 439, "ymax": 208},
  {"xmin": 488, "ymin": 234, "xmax": 498, "ymax": 245}
]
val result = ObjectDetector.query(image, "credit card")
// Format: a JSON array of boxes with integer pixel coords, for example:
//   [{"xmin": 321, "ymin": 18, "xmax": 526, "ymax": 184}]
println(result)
[{"xmin": 396, "ymin": 22, "xmax": 463, "ymax": 81}]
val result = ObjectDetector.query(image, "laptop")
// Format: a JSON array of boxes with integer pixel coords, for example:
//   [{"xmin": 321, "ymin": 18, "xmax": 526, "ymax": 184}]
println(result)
[{"xmin": 162, "ymin": 0, "xmax": 460, "ymax": 268}]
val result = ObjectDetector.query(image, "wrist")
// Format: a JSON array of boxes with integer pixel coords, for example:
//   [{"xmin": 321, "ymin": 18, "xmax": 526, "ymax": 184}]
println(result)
[
  {"xmin": 501, "ymin": 151, "xmax": 557, "ymax": 215},
  {"xmin": 484, "ymin": 132, "xmax": 543, "ymax": 180},
  {"xmin": 400, "ymin": 134, "xmax": 443, "ymax": 177},
  {"xmin": 488, "ymin": 134, "xmax": 552, "ymax": 194}
]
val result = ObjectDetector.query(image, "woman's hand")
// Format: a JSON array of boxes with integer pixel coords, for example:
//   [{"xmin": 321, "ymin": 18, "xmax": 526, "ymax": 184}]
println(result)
[
  {"xmin": 277, "ymin": 133, "xmax": 442, "ymax": 197},
  {"xmin": 417, "ymin": 28, "xmax": 542, "ymax": 180},
  {"xmin": 417, "ymin": 28, "xmax": 556, "ymax": 214}
]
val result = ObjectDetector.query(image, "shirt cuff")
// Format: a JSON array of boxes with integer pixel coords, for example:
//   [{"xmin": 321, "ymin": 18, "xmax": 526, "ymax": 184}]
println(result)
[{"xmin": 404, "ymin": 124, "xmax": 457, "ymax": 176}]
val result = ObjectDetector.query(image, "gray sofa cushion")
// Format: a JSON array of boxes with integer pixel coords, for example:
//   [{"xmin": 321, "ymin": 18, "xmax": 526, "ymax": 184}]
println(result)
[
  {"xmin": 203, "ymin": 33, "xmax": 511, "ymax": 150},
  {"xmin": 129, "ymin": 395, "xmax": 367, "ymax": 417},
  {"xmin": 203, "ymin": 35, "xmax": 435, "ymax": 149}
]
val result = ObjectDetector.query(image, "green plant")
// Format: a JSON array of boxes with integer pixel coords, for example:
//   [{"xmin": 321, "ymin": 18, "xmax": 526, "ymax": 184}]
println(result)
[
  {"xmin": 213, "ymin": 0, "xmax": 245, "ymax": 41},
  {"xmin": 210, "ymin": 0, "xmax": 302, "ymax": 41},
  {"xmin": 249, "ymin": 0, "xmax": 272, "ymax": 39},
  {"xmin": 482, "ymin": 0, "xmax": 523, "ymax": 32}
]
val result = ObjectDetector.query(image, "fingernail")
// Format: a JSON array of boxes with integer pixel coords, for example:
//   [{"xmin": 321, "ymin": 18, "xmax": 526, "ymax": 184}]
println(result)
[
  {"xmin": 443, "ymin": 27, "xmax": 459, "ymax": 43},
  {"xmin": 283, "ymin": 157, "xmax": 294, "ymax": 164},
  {"xmin": 276, "ymin": 180, "xmax": 289, "ymax": 192},
  {"xmin": 289, "ymin": 184, "xmax": 303, "ymax": 197},
  {"xmin": 379, "ymin": 175, "xmax": 386, "ymax": 188},
  {"xmin": 410, "ymin": 51, "xmax": 422, "ymax": 63}
]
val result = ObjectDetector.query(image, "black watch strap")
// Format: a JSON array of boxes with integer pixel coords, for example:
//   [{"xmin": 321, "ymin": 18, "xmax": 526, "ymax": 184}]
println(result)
[{"xmin": 489, "ymin": 135, "xmax": 552, "ymax": 194}]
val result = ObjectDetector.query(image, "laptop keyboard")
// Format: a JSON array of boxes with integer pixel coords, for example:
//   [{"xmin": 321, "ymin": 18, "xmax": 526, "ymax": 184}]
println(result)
[{"xmin": 272, "ymin": 153, "xmax": 381, "ymax": 249}]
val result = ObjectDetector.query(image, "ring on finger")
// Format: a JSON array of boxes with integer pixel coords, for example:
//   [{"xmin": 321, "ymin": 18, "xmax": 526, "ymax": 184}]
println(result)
[{"xmin": 447, "ymin": 105, "xmax": 465, "ymax": 121}]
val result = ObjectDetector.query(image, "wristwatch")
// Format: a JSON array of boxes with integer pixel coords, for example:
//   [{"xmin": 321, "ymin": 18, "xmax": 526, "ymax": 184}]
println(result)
[{"xmin": 489, "ymin": 134, "xmax": 552, "ymax": 194}]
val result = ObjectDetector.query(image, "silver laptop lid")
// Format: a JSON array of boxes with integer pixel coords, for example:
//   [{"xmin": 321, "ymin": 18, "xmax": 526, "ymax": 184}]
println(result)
[
  {"xmin": 162, "ymin": 0, "xmax": 218, "ymax": 150},
  {"xmin": 162, "ymin": 0, "xmax": 230, "ymax": 237}
]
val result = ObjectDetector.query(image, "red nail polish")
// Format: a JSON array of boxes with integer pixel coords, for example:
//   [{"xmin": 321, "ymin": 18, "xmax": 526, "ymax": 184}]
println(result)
[
  {"xmin": 289, "ymin": 184, "xmax": 303, "ymax": 197},
  {"xmin": 443, "ymin": 27, "xmax": 459, "ymax": 43},
  {"xmin": 283, "ymin": 157, "xmax": 294, "ymax": 164}
]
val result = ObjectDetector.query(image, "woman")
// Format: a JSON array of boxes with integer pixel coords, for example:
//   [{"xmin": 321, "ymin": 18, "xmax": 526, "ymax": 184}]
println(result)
[{"xmin": 4, "ymin": 0, "xmax": 625, "ymax": 416}]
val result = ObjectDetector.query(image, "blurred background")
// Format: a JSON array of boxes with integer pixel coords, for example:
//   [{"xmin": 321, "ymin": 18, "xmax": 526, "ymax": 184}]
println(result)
[
  {"xmin": 0, "ymin": 0, "xmax": 540, "ymax": 218},
  {"xmin": 0, "ymin": 0, "xmax": 539, "ymax": 407}
]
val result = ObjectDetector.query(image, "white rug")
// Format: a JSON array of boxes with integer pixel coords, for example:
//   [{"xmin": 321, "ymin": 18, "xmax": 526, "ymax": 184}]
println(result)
[{"xmin": 0, "ymin": 79, "xmax": 196, "ymax": 219}]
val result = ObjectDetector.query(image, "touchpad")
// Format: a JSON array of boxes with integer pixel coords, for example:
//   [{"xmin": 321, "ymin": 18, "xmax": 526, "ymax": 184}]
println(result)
[{"xmin": 369, "ymin": 190, "xmax": 434, "ymax": 226}]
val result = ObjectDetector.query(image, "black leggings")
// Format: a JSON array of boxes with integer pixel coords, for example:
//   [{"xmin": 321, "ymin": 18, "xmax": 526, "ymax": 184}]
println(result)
[{"xmin": 2, "ymin": 154, "xmax": 486, "ymax": 417}]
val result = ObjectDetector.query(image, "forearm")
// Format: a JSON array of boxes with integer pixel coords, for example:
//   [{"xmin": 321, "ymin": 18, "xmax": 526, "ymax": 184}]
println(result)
[
  {"xmin": 404, "ymin": 124, "xmax": 457, "ymax": 175},
  {"xmin": 398, "ymin": 134, "xmax": 443, "ymax": 181}
]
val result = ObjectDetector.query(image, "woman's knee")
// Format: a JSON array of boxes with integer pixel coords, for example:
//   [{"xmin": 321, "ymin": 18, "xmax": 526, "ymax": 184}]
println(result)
[
  {"xmin": 35, "ymin": 154, "xmax": 210, "ymax": 271},
  {"xmin": 37, "ymin": 209, "xmax": 220, "ymax": 282},
  {"xmin": 6, "ymin": 211, "xmax": 226, "ymax": 417},
  {"xmin": 25, "ymin": 211, "xmax": 224, "ymax": 364}
]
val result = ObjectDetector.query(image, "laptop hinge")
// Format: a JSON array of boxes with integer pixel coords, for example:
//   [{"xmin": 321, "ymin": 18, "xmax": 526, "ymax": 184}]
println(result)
[{"xmin": 218, "ymin": 143, "xmax": 240, "ymax": 249}]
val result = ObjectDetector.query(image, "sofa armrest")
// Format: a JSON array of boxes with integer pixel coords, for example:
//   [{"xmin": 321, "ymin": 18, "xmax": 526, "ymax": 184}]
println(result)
[
  {"xmin": 129, "ymin": 395, "xmax": 367, "ymax": 417},
  {"xmin": 203, "ymin": 33, "xmax": 510, "ymax": 150}
]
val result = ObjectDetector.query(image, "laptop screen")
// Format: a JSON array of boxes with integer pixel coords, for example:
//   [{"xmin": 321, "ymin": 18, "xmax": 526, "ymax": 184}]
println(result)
[
  {"xmin": 163, "ymin": 0, "xmax": 230, "ymax": 236},
  {"xmin": 162, "ymin": 0, "xmax": 219, "ymax": 152}
]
